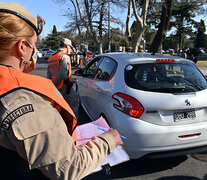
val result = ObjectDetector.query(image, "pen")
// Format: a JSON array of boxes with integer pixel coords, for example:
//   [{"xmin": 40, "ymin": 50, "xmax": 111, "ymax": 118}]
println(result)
[{"xmin": 98, "ymin": 127, "xmax": 127, "ymax": 140}]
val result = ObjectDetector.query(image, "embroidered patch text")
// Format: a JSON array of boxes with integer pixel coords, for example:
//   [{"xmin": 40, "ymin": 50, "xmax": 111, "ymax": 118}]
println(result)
[{"xmin": 1, "ymin": 104, "xmax": 34, "ymax": 130}]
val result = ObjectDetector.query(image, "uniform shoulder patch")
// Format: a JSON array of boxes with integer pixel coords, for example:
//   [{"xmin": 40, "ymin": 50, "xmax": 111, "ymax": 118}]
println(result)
[{"xmin": 1, "ymin": 104, "xmax": 34, "ymax": 130}]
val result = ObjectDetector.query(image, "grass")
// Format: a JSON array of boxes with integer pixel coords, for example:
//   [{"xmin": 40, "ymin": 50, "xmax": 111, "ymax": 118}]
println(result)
[{"xmin": 196, "ymin": 61, "xmax": 207, "ymax": 69}]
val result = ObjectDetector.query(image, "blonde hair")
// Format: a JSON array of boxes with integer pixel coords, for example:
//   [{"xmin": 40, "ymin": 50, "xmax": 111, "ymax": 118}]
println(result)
[{"xmin": 0, "ymin": 12, "xmax": 35, "ymax": 61}]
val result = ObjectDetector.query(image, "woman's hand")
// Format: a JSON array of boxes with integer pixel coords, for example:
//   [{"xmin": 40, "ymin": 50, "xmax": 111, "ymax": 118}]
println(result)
[{"xmin": 106, "ymin": 128, "xmax": 123, "ymax": 146}]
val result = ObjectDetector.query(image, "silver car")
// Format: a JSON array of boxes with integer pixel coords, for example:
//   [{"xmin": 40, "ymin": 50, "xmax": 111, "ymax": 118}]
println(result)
[
  {"xmin": 44, "ymin": 50, "xmax": 54, "ymax": 59},
  {"xmin": 75, "ymin": 52, "xmax": 207, "ymax": 159}
]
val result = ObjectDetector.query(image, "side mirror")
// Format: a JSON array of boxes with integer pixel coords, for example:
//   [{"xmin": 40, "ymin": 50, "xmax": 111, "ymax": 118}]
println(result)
[{"xmin": 75, "ymin": 69, "xmax": 84, "ymax": 76}]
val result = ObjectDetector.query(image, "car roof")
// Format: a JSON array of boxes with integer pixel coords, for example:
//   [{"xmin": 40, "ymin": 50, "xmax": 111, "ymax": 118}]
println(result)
[{"xmin": 96, "ymin": 52, "xmax": 194, "ymax": 65}]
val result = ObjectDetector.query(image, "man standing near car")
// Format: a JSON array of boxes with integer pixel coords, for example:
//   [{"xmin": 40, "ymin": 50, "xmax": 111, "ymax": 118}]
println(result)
[{"xmin": 47, "ymin": 38, "xmax": 79, "ymax": 117}]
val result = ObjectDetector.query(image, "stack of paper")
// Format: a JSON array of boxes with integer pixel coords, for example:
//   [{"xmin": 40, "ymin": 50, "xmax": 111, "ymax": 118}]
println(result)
[{"xmin": 76, "ymin": 116, "xmax": 129, "ymax": 172}]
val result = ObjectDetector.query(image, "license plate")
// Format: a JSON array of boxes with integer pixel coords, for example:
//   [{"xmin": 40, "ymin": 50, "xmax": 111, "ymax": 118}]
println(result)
[{"xmin": 174, "ymin": 109, "xmax": 196, "ymax": 121}]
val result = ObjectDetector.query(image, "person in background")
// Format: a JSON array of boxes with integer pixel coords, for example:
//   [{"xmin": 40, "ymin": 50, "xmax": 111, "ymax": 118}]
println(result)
[
  {"xmin": 0, "ymin": 2, "xmax": 123, "ymax": 180},
  {"xmin": 170, "ymin": 49, "xmax": 175, "ymax": 56},
  {"xmin": 181, "ymin": 50, "xmax": 187, "ymax": 59},
  {"xmin": 47, "ymin": 38, "xmax": 79, "ymax": 116},
  {"xmin": 82, "ymin": 49, "xmax": 87, "ymax": 65},
  {"xmin": 139, "ymin": 45, "xmax": 144, "ymax": 52},
  {"xmin": 47, "ymin": 38, "xmax": 73, "ymax": 94},
  {"xmin": 69, "ymin": 44, "xmax": 77, "ymax": 66},
  {"xmin": 75, "ymin": 47, "xmax": 80, "ymax": 67}
]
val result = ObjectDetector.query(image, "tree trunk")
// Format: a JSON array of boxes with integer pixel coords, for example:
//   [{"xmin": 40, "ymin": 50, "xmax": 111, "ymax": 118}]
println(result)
[
  {"xmin": 84, "ymin": 0, "xmax": 103, "ymax": 53},
  {"xmin": 148, "ymin": 0, "xmax": 174, "ymax": 53},
  {"xmin": 99, "ymin": 43, "xmax": 103, "ymax": 54},
  {"xmin": 98, "ymin": 2, "xmax": 104, "ymax": 54},
  {"xmin": 130, "ymin": 20, "xmax": 148, "ymax": 53},
  {"xmin": 70, "ymin": 0, "xmax": 83, "ymax": 42},
  {"xmin": 126, "ymin": 0, "xmax": 149, "ymax": 53},
  {"xmin": 126, "ymin": 0, "xmax": 132, "ymax": 38},
  {"xmin": 76, "ymin": 0, "xmax": 90, "ymax": 34},
  {"xmin": 132, "ymin": 23, "xmax": 147, "ymax": 52}
]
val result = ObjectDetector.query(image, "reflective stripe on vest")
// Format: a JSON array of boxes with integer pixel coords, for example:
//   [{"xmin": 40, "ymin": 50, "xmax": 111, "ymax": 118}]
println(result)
[
  {"xmin": 0, "ymin": 65, "xmax": 77, "ymax": 141},
  {"xmin": 48, "ymin": 51, "xmax": 72, "ymax": 89}
]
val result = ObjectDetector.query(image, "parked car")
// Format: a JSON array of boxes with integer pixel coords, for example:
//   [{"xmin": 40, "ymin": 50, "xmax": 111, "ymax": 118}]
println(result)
[
  {"xmin": 75, "ymin": 52, "xmax": 207, "ymax": 159},
  {"xmin": 36, "ymin": 50, "xmax": 43, "ymax": 59},
  {"xmin": 44, "ymin": 50, "xmax": 54, "ymax": 59},
  {"xmin": 41, "ymin": 48, "xmax": 51, "ymax": 58}
]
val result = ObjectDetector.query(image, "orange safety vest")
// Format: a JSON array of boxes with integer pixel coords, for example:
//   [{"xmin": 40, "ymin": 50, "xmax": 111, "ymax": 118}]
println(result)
[
  {"xmin": 48, "ymin": 51, "xmax": 72, "ymax": 90},
  {"xmin": 0, "ymin": 65, "xmax": 77, "ymax": 141}
]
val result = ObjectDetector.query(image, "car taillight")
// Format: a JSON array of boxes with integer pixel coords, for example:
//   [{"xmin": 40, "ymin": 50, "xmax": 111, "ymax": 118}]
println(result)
[
  {"xmin": 112, "ymin": 92, "xmax": 144, "ymax": 118},
  {"xmin": 156, "ymin": 59, "xmax": 176, "ymax": 62}
]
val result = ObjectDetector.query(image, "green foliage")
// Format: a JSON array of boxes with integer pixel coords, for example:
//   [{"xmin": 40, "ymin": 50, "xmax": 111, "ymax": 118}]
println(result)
[
  {"xmin": 52, "ymin": 25, "xmax": 58, "ymax": 35},
  {"xmin": 168, "ymin": 1, "xmax": 206, "ymax": 50},
  {"xmin": 41, "ymin": 26, "xmax": 76, "ymax": 51},
  {"xmin": 195, "ymin": 19, "xmax": 206, "ymax": 49},
  {"xmin": 162, "ymin": 36, "xmax": 174, "ymax": 51},
  {"xmin": 144, "ymin": 27, "xmax": 156, "ymax": 49}
]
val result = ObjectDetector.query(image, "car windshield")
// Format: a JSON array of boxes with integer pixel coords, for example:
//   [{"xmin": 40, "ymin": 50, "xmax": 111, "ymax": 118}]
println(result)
[{"xmin": 125, "ymin": 62, "xmax": 207, "ymax": 93}]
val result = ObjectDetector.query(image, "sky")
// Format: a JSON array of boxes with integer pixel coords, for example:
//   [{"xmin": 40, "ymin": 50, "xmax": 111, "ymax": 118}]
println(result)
[
  {"xmin": 5, "ymin": 0, "xmax": 70, "ymax": 38},
  {"xmin": 4, "ymin": 0, "xmax": 126, "ymax": 38},
  {"xmin": 3, "ymin": 0, "xmax": 207, "ymax": 38}
]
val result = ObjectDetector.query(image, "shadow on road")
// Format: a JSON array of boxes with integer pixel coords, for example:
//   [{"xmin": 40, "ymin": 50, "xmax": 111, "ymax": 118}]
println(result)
[
  {"xmin": 77, "ymin": 104, "xmax": 91, "ymax": 125},
  {"xmin": 83, "ymin": 156, "xmax": 188, "ymax": 180},
  {"xmin": 155, "ymin": 176, "xmax": 201, "ymax": 180}
]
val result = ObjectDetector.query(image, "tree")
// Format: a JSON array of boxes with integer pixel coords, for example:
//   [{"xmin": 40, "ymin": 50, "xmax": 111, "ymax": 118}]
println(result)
[
  {"xmin": 168, "ymin": 0, "xmax": 207, "ymax": 51},
  {"xmin": 126, "ymin": 0, "xmax": 150, "ymax": 52},
  {"xmin": 43, "ymin": 25, "xmax": 60, "ymax": 50},
  {"xmin": 109, "ymin": 28, "xmax": 129, "ymax": 52},
  {"xmin": 148, "ymin": 0, "xmax": 174, "ymax": 53},
  {"xmin": 143, "ymin": 0, "xmax": 207, "ymax": 53},
  {"xmin": 162, "ymin": 34, "xmax": 178, "ymax": 51},
  {"xmin": 52, "ymin": 25, "xmax": 58, "ymax": 35},
  {"xmin": 195, "ymin": 19, "xmax": 206, "ymax": 49},
  {"xmin": 143, "ymin": 27, "xmax": 156, "ymax": 50},
  {"xmin": 55, "ymin": 0, "xmax": 125, "ymax": 53}
]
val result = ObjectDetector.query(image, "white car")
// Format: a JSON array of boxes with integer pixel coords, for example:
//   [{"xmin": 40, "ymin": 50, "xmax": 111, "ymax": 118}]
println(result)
[
  {"xmin": 44, "ymin": 50, "xmax": 54, "ymax": 59},
  {"xmin": 75, "ymin": 52, "xmax": 207, "ymax": 159},
  {"xmin": 40, "ymin": 48, "xmax": 52, "ymax": 58},
  {"xmin": 36, "ymin": 50, "xmax": 43, "ymax": 59}
]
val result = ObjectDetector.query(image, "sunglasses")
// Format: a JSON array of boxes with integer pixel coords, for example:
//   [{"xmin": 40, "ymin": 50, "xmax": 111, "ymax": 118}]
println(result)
[{"xmin": 0, "ymin": 9, "xmax": 44, "ymax": 35}]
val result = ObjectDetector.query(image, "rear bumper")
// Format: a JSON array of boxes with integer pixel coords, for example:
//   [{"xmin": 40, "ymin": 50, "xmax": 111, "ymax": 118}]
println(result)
[
  {"xmin": 144, "ymin": 144, "xmax": 207, "ymax": 159},
  {"xmin": 109, "ymin": 112, "xmax": 207, "ymax": 159}
]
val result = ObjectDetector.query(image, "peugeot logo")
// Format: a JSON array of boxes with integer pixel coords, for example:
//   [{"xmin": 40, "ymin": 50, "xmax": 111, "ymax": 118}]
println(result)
[{"xmin": 185, "ymin": 99, "xmax": 191, "ymax": 106}]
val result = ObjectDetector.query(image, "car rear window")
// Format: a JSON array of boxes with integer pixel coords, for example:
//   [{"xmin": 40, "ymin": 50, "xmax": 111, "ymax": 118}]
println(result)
[{"xmin": 125, "ymin": 63, "xmax": 207, "ymax": 93}]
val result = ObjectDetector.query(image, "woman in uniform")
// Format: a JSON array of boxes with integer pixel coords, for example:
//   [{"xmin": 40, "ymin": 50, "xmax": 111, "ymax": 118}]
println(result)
[{"xmin": 0, "ymin": 2, "xmax": 123, "ymax": 180}]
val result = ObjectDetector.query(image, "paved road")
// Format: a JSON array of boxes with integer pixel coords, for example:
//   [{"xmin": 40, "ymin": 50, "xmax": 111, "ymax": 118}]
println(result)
[{"xmin": 31, "ymin": 60, "xmax": 207, "ymax": 180}]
